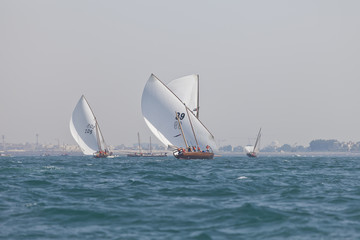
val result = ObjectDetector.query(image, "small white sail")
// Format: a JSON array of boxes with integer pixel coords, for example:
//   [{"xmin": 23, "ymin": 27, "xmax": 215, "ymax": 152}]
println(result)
[
  {"xmin": 253, "ymin": 128, "xmax": 261, "ymax": 152},
  {"xmin": 244, "ymin": 145, "xmax": 255, "ymax": 154},
  {"xmin": 245, "ymin": 128, "xmax": 261, "ymax": 155},
  {"xmin": 141, "ymin": 74, "xmax": 217, "ymax": 151},
  {"xmin": 167, "ymin": 75, "xmax": 199, "ymax": 117},
  {"xmin": 70, "ymin": 95, "xmax": 106, "ymax": 155}
]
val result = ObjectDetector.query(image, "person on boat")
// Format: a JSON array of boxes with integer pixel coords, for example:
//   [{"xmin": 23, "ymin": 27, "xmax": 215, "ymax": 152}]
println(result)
[
  {"xmin": 188, "ymin": 146, "xmax": 192, "ymax": 152},
  {"xmin": 192, "ymin": 146, "xmax": 196, "ymax": 152},
  {"xmin": 197, "ymin": 147, "xmax": 201, "ymax": 152},
  {"xmin": 206, "ymin": 145, "xmax": 210, "ymax": 152}
]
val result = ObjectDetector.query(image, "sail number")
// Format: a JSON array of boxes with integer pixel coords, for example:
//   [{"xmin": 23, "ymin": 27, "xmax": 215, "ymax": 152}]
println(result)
[
  {"xmin": 175, "ymin": 112, "xmax": 185, "ymax": 120},
  {"xmin": 174, "ymin": 112, "xmax": 185, "ymax": 129},
  {"xmin": 85, "ymin": 124, "xmax": 95, "ymax": 135}
]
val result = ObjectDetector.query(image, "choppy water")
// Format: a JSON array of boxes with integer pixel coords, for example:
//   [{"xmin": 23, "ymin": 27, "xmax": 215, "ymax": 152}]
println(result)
[{"xmin": 1, "ymin": 155, "xmax": 360, "ymax": 239}]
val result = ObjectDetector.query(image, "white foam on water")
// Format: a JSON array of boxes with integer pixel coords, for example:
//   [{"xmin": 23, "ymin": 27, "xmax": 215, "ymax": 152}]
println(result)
[
  {"xmin": 44, "ymin": 166, "xmax": 56, "ymax": 169},
  {"xmin": 25, "ymin": 202, "xmax": 37, "ymax": 207},
  {"xmin": 237, "ymin": 176, "xmax": 247, "ymax": 180}
]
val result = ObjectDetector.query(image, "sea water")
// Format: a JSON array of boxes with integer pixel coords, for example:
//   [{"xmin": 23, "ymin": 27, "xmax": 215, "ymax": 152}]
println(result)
[{"xmin": 1, "ymin": 155, "xmax": 360, "ymax": 239}]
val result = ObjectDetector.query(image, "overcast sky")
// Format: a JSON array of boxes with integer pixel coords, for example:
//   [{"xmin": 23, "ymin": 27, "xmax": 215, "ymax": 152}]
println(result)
[{"xmin": 1, "ymin": 0, "xmax": 359, "ymax": 148}]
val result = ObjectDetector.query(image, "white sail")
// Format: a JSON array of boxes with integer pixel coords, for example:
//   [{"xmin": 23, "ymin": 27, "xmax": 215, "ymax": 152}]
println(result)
[
  {"xmin": 141, "ymin": 74, "xmax": 217, "ymax": 151},
  {"xmin": 253, "ymin": 128, "xmax": 262, "ymax": 152},
  {"xmin": 70, "ymin": 95, "xmax": 106, "ymax": 155},
  {"xmin": 167, "ymin": 75, "xmax": 199, "ymax": 117},
  {"xmin": 245, "ymin": 128, "xmax": 261, "ymax": 154},
  {"xmin": 244, "ymin": 145, "xmax": 255, "ymax": 154}
]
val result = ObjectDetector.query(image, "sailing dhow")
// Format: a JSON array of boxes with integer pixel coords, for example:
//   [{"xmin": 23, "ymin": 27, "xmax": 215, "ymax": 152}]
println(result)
[
  {"xmin": 141, "ymin": 74, "xmax": 217, "ymax": 159},
  {"xmin": 70, "ymin": 95, "xmax": 113, "ymax": 158},
  {"xmin": 245, "ymin": 128, "xmax": 262, "ymax": 158}
]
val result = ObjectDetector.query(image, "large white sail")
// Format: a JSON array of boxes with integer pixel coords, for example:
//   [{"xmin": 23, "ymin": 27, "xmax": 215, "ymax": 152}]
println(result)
[
  {"xmin": 167, "ymin": 75, "xmax": 199, "ymax": 117},
  {"xmin": 70, "ymin": 95, "xmax": 106, "ymax": 155},
  {"xmin": 141, "ymin": 74, "xmax": 217, "ymax": 151}
]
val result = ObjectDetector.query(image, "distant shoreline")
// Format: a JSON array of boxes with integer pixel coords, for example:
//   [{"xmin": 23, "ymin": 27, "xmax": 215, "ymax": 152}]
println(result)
[
  {"xmin": 0, "ymin": 149, "xmax": 172, "ymax": 157},
  {"xmin": 2, "ymin": 150, "xmax": 360, "ymax": 157}
]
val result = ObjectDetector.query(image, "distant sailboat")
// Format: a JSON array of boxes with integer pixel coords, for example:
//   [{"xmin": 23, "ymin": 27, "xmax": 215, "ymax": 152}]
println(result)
[
  {"xmin": 1, "ymin": 136, "xmax": 11, "ymax": 157},
  {"xmin": 141, "ymin": 74, "xmax": 217, "ymax": 159},
  {"xmin": 127, "ymin": 133, "xmax": 167, "ymax": 157},
  {"xmin": 244, "ymin": 128, "xmax": 261, "ymax": 158},
  {"xmin": 70, "ymin": 95, "xmax": 113, "ymax": 158}
]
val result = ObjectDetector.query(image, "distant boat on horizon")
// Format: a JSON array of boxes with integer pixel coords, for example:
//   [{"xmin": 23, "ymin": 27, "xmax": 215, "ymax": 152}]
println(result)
[
  {"xmin": 127, "ymin": 132, "xmax": 167, "ymax": 158},
  {"xmin": 141, "ymin": 74, "xmax": 217, "ymax": 159},
  {"xmin": 0, "ymin": 152, "xmax": 11, "ymax": 157},
  {"xmin": 244, "ymin": 128, "xmax": 262, "ymax": 158},
  {"xmin": 70, "ymin": 95, "xmax": 114, "ymax": 158}
]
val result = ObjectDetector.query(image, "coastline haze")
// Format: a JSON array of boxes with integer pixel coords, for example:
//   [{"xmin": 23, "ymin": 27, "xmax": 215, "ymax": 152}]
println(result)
[{"xmin": 1, "ymin": 1, "xmax": 359, "ymax": 148}]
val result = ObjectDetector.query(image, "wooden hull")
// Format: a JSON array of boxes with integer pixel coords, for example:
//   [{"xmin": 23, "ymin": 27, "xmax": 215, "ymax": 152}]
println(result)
[
  {"xmin": 246, "ymin": 152, "xmax": 257, "ymax": 158},
  {"xmin": 173, "ymin": 151, "xmax": 214, "ymax": 159},
  {"xmin": 93, "ymin": 152, "xmax": 112, "ymax": 158},
  {"xmin": 94, "ymin": 155, "xmax": 109, "ymax": 158}
]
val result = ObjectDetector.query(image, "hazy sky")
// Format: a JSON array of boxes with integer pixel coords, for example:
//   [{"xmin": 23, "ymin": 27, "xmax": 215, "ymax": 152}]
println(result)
[{"xmin": 1, "ymin": 0, "xmax": 359, "ymax": 148}]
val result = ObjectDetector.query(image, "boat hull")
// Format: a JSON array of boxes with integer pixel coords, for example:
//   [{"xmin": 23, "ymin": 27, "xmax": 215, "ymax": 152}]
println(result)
[
  {"xmin": 173, "ymin": 151, "xmax": 214, "ymax": 159},
  {"xmin": 246, "ymin": 152, "xmax": 257, "ymax": 158},
  {"xmin": 93, "ymin": 152, "xmax": 113, "ymax": 158}
]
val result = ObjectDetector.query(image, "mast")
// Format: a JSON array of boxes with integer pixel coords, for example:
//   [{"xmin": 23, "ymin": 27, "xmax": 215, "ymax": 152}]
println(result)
[
  {"xmin": 92, "ymin": 111, "xmax": 108, "ymax": 152},
  {"xmin": 152, "ymin": 74, "xmax": 215, "ymax": 139},
  {"xmin": 95, "ymin": 121, "xmax": 102, "ymax": 152},
  {"xmin": 175, "ymin": 111, "xmax": 189, "ymax": 149},
  {"xmin": 137, "ymin": 132, "xmax": 142, "ymax": 154},
  {"xmin": 185, "ymin": 105, "xmax": 200, "ymax": 150},
  {"xmin": 82, "ymin": 95, "xmax": 109, "ymax": 152},
  {"xmin": 253, "ymin": 128, "xmax": 262, "ymax": 152},
  {"xmin": 36, "ymin": 133, "xmax": 39, "ymax": 149},
  {"xmin": 196, "ymin": 74, "xmax": 199, "ymax": 118},
  {"xmin": 97, "ymin": 123, "xmax": 108, "ymax": 152},
  {"xmin": 149, "ymin": 136, "xmax": 152, "ymax": 154},
  {"xmin": 2, "ymin": 135, "xmax": 5, "ymax": 152}
]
